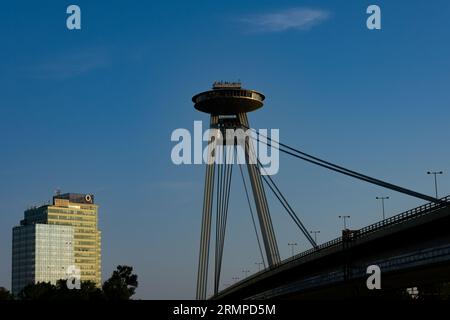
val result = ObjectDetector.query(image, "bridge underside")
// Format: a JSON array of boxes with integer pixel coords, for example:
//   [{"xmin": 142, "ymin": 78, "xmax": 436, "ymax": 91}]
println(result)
[
  {"xmin": 281, "ymin": 262, "xmax": 450, "ymax": 300},
  {"xmin": 214, "ymin": 201, "xmax": 450, "ymax": 300}
]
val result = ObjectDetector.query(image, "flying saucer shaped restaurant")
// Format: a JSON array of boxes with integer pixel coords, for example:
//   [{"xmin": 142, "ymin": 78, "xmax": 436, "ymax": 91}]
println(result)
[{"xmin": 192, "ymin": 82, "xmax": 265, "ymax": 115}]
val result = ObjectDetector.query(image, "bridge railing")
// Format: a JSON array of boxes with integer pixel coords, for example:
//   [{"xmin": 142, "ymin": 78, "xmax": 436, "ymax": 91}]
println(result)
[
  {"xmin": 358, "ymin": 195, "xmax": 450, "ymax": 237},
  {"xmin": 286, "ymin": 236, "xmax": 343, "ymax": 262},
  {"xmin": 283, "ymin": 195, "xmax": 450, "ymax": 265}
]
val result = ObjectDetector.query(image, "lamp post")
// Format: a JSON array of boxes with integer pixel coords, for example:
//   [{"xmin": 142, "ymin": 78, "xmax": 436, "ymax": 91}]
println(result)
[
  {"xmin": 254, "ymin": 262, "xmax": 264, "ymax": 272},
  {"xmin": 338, "ymin": 215, "xmax": 351, "ymax": 229},
  {"xmin": 287, "ymin": 242, "xmax": 298, "ymax": 257},
  {"xmin": 376, "ymin": 196, "xmax": 390, "ymax": 220},
  {"xmin": 310, "ymin": 230, "xmax": 320, "ymax": 243},
  {"xmin": 427, "ymin": 171, "xmax": 443, "ymax": 199}
]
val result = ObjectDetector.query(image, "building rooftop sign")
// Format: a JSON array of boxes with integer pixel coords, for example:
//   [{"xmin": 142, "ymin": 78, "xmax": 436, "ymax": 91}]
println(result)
[{"xmin": 53, "ymin": 193, "xmax": 94, "ymax": 204}]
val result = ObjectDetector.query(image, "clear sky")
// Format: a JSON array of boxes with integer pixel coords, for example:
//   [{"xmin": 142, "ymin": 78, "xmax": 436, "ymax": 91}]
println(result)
[{"xmin": 0, "ymin": 1, "xmax": 449, "ymax": 299}]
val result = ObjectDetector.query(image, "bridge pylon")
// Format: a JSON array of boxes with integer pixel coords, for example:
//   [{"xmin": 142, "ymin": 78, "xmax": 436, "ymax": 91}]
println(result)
[{"xmin": 192, "ymin": 82, "xmax": 281, "ymax": 300}]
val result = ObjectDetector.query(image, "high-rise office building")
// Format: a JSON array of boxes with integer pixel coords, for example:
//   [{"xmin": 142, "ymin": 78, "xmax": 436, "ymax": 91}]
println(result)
[{"xmin": 11, "ymin": 193, "xmax": 102, "ymax": 295}]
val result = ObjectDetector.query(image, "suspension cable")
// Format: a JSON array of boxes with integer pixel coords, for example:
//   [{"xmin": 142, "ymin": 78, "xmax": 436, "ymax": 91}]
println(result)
[
  {"xmin": 242, "ymin": 125, "xmax": 442, "ymax": 204},
  {"xmin": 244, "ymin": 136, "xmax": 317, "ymax": 249},
  {"xmin": 214, "ymin": 155, "xmax": 223, "ymax": 294},
  {"xmin": 214, "ymin": 143, "xmax": 233, "ymax": 294},
  {"xmin": 261, "ymin": 170, "xmax": 317, "ymax": 248}
]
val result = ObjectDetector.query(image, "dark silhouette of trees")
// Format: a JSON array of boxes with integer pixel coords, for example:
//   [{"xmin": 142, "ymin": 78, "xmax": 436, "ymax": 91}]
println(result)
[
  {"xmin": 102, "ymin": 265, "xmax": 138, "ymax": 300},
  {"xmin": 53, "ymin": 280, "xmax": 104, "ymax": 300},
  {"xmin": 15, "ymin": 265, "xmax": 138, "ymax": 300},
  {"xmin": 18, "ymin": 282, "xmax": 56, "ymax": 300},
  {"xmin": 0, "ymin": 287, "xmax": 14, "ymax": 300}
]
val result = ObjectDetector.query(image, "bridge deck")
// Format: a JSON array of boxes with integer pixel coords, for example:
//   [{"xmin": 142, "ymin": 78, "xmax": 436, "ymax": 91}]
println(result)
[{"xmin": 214, "ymin": 196, "xmax": 450, "ymax": 299}]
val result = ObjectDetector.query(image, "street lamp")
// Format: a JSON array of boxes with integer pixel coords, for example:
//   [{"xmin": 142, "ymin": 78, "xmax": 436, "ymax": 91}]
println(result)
[
  {"xmin": 254, "ymin": 262, "xmax": 264, "ymax": 272},
  {"xmin": 287, "ymin": 242, "xmax": 298, "ymax": 257},
  {"xmin": 338, "ymin": 215, "xmax": 351, "ymax": 229},
  {"xmin": 376, "ymin": 196, "xmax": 390, "ymax": 220},
  {"xmin": 310, "ymin": 230, "xmax": 320, "ymax": 243},
  {"xmin": 427, "ymin": 171, "xmax": 443, "ymax": 199},
  {"xmin": 242, "ymin": 269, "xmax": 250, "ymax": 278}
]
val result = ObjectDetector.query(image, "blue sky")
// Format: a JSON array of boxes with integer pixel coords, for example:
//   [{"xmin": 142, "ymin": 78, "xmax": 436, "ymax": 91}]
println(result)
[{"xmin": 0, "ymin": 1, "xmax": 449, "ymax": 299}]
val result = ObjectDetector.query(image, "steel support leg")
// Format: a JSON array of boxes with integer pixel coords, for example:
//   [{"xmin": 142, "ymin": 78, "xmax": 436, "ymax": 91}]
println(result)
[
  {"xmin": 238, "ymin": 113, "xmax": 281, "ymax": 266},
  {"xmin": 196, "ymin": 115, "xmax": 218, "ymax": 300}
]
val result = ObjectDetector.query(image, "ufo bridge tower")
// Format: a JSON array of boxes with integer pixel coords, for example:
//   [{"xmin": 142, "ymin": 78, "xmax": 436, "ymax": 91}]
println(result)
[{"xmin": 192, "ymin": 82, "xmax": 281, "ymax": 300}]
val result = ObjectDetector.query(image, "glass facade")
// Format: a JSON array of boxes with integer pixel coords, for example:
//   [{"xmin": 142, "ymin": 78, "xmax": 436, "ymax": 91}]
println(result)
[
  {"xmin": 12, "ymin": 224, "xmax": 74, "ymax": 295},
  {"xmin": 47, "ymin": 199, "xmax": 102, "ymax": 284},
  {"xmin": 35, "ymin": 224, "xmax": 74, "ymax": 284},
  {"xmin": 12, "ymin": 225, "xmax": 35, "ymax": 295}
]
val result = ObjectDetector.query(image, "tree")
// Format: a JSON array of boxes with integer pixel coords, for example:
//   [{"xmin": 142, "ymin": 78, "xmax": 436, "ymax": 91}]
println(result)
[
  {"xmin": 18, "ymin": 282, "xmax": 56, "ymax": 300},
  {"xmin": 14, "ymin": 265, "xmax": 138, "ymax": 300},
  {"xmin": 102, "ymin": 265, "xmax": 138, "ymax": 300},
  {"xmin": 54, "ymin": 279, "xmax": 103, "ymax": 300},
  {"xmin": 0, "ymin": 287, "xmax": 14, "ymax": 300},
  {"xmin": 78, "ymin": 281, "xmax": 104, "ymax": 300}
]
